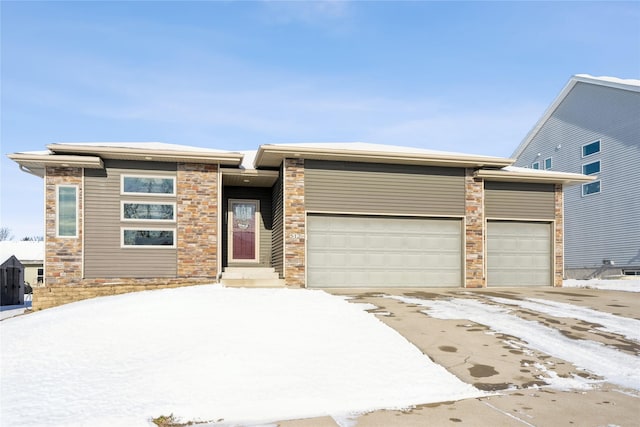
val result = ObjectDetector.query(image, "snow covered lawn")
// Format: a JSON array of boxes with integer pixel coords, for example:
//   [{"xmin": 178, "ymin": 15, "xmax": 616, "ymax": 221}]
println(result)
[
  {"xmin": 563, "ymin": 278, "xmax": 640, "ymax": 292},
  {"xmin": 0, "ymin": 285, "xmax": 485, "ymax": 427}
]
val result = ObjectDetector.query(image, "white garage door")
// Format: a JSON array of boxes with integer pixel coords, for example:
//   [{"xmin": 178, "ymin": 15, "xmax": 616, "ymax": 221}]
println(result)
[
  {"xmin": 487, "ymin": 221, "xmax": 552, "ymax": 287},
  {"xmin": 307, "ymin": 215, "xmax": 462, "ymax": 288}
]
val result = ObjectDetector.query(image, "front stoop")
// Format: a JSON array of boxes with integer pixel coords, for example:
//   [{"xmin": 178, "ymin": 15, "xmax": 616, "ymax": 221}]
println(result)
[{"xmin": 220, "ymin": 267, "xmax": 286, "ymax": 288}]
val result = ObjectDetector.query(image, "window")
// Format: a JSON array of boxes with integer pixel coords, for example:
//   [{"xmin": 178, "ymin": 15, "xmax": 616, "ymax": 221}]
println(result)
[
  {"xmin": 37, "ymin": 268, "xmax": 44, "ymax": 283},
  {"xmin": 532, "ymin": 161, "xmax": 540, "ymax": 170},
  {"xmin": 582, "ymin": 161, "xmax": 600, "ymax": 176},
  {"xmin": 122, "ymin": 202, "xmax": 175, "ymax": 221},
  {"xmin": 582, "ymin": 140, "xmax": 601, "ymax": 157},
  {"xmin": 543, "ymin": 157, "xmax": 552, "ymax": 170},
  {"xmin": 582, "ymin": 181, "xmax": 601, "ymax": 196},
  {"xmin": 121, "ymin": 175, "xmax": 175, "ymax": 196},
  {"xmin": 57, "ymin": 185, "xmax": 78, "ymax": 237},
  {"xmin": 122, "ymin": 229, "xmax": 175, "ymax": 247}
]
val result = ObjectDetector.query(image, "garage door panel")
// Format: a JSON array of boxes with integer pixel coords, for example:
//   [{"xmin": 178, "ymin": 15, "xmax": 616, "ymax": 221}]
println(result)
[
  {"xmin": 308, "ymin": 215, "xmax": 462, "ymax": 288},
  {"xmin": 487, "ymin": 221, "xmax": 552, "ymax": 287}
]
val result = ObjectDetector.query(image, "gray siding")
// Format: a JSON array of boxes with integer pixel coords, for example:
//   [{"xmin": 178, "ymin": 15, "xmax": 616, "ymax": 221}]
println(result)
[
  {"xmin": 222, "ymin": 187, "xmax": 273, "ymax": 268},
  {"xmin": 84, "ymin": 160, "xmax": 177, "ymax": 278},
  {"xmin": 485, "ymin": 182, "xmax": 555, "ymax": 220},
  {"xmin": 271, "ymin": 171, "xmax": 284, "ymax": 278},
  {"xmin": 514, "ymin": 82, "xmax": 640, "ymax": 269},
  {"xmin": 305, "ymin": 160, "xmax": 465, "ymax": 216}
]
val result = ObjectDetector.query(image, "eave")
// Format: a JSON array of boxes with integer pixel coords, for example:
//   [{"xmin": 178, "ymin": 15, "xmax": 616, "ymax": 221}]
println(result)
[
  {"xmin": 7, "ymin": 153, "xmax": 104, "ymax": 178},
  {"xmin": 475, "ymin": 168, "xmax": 595, "ymax": 185},
  {"xmin": 47, "ymin": 143, "xmax": 243, "ymax": 166},
  {"xmin": 255, "ymin": 144, "xmax": 514, "ymax": 169}
]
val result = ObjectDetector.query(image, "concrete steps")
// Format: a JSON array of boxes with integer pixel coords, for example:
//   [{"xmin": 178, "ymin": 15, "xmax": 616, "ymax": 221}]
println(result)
[{"xmin": 220, "ymin": 267, "xmax": 286, "ymax": 288}]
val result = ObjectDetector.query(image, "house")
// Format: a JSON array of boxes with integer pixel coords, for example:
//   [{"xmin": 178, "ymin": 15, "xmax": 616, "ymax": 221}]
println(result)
[
  {"xmin": 512, "ymin": 75, "xmax": 640, "ymax": 279},
  {"xmin": 0, "ymin": 241, "xmax": 45, "ymax": 288},
  {"xmin": 9, "ymin": 141, "xmax": 592, "ymax": 309}
]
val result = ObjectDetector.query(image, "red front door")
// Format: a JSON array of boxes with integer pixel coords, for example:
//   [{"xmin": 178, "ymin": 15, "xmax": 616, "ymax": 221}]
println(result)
[{"xmin": 230, "ymin": 200, "xmax": 259, "ymax": 262}]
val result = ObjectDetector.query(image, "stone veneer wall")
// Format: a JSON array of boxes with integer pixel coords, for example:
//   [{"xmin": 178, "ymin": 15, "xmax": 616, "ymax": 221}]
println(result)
[
  {"xmin": 45, "ymin": 167, "xmax": 84, "ymax": 287},
  {"xmin": 283, "ymin": 158, "xmax": 305, "ymax": 287},
  {"xmin": 464, "ymin": 169, "xmax": 485, "ymax": 288},
  {"xmin": 176, "ymin": 163, "xmax": 218, "ymax": 278},
  {"xmin": 554, "ymin": 184, "xmax": 564, "ymax": 286}
]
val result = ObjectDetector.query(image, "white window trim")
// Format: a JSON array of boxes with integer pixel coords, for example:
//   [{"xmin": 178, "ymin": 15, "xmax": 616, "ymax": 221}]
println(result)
[
  {"xmin": 582, "ymin": 180, "xmax": 602, "ymax": 197},
  {"xmin": 582, "ymin": 160, "xmax": 601, "ymax": 176},
  {"xmin": 532, "ymin": 161, "xmax": 540, "ymax": 170},
  {"xmin": 121, "ymin": 227, "xmax": 176, "ymax": 248},
  {"xmin": 121, "ymin": 200, "xmax": 176, "ymax": 222},
  {"xmin": 581, "ymin": 140, "xmax": 601, "ymax": 158},
  {"xmin": 121, "ymin": 174, "xmax": 176, "ymax": 196},
  {"xmin": 543, "ymin": 157, "xmax": 552, "ymax": 170},
  {"xmin": 56, "ymin": 184, "xmax": 78, "ymax": 238}
]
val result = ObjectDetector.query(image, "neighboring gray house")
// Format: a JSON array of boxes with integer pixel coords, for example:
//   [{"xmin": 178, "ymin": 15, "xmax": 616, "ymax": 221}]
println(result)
[{"xmin": 512, "ymin": 74, "xmax": 640, "ymax": 279}]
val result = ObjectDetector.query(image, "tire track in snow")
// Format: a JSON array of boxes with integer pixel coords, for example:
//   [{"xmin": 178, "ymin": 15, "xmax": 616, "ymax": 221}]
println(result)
[
  {"xmin": 388, "ymin": 295, "xmax": 640, "ymax": 392},
  {"xmin": 485, "ymin": 296, "xmax": 640, "ymax": 342}
]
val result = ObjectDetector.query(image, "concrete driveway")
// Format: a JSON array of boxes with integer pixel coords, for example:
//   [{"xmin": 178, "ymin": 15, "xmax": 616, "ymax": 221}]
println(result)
[{"xmin": 279, "ymin": 287, "xmax": 640, "ymax": 426}]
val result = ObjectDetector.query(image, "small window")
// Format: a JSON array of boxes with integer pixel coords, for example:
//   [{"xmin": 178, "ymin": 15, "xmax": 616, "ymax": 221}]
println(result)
[
  {"xmin": 532, "ymin": 162, "xmax": 540, "ymax": 170},
  {"xmin": 122, "ymin": 229, "xmax": 176, "ymax": 247},
  {"xmin": 544, "ymin": 157, "xmax": 552, "ymax": 170},
  {"xmin": 582, "ymin": 181, "xmax": 601, "ymax": 196},
  {"xmin": 57, "ymin": 185, "xmax": 78, "ymax": 237},
  {"xmin": 122, "ymin": 175, "xmax": 175, "ymax": 196},
  {"xmin": 37, "ymin": 268, "xmax": 44, "ymax": 283},
  {"xmin": 582, "ymin": 140, "xmax": 601, "ymax": 157},
  {"xmin": 582, "ymin": 161, "xmax": 600, "ymax": 176},
  {"xmin": 122, "ymin": 202, "xmax": 175, "ymax": 221}
]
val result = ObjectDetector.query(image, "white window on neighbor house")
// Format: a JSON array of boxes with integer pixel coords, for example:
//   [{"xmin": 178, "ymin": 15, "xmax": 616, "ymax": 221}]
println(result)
[
  {"xmin": 582, "ymin": 140, "xmax": 601, "ymax": 157},
  {"xmin": 57, "ymin": 185, "xmax": 78, "ymax": 237},
  {"xmin": 582, "ymin": 180, "xmax": 601, "ymax": 196},
  {"xmin": 582, "ymin": 160, "xmax": 600, "ymax": 176},
  {"xmin": 121, "ymin": 228, "xmax": 176, "ymax": 248},
  {"xmin": 121, "ymin": 175, "xmax": 176, "ymax": 196},
  {"xmin": 121, "ymin": 202, "xmax": 176, "ymax": 221},
  {"xmin": 532, "ymin": 161, "xmax": 540, "ymax": 170},
  {"xmin": 543, "ymin": 157, "xmax": 552, "ymax": 170}
]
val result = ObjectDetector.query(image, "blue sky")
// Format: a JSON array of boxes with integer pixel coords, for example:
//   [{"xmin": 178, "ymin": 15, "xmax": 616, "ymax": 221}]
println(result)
[{"xmin": 1, "ymin": 1, "xmax": 639, "ymax": 238}]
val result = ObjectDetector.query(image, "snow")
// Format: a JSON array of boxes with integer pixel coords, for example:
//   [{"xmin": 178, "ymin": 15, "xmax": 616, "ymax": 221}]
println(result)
[
  {"xmin": 50, "ymin": 141, "xmax": 242, "ymax": 154},
  {"xmin": 264, "ymin": 142, "xmax": 505, "ymax": 159},
  {"xmin": 387, "ymin": 295, "xmax": 640, "ymax": 392},
  {"xmin": 0, "ymin": 285, "xmax": 485, "ymax": 427},
  {"xmin": 0, "ymin": 294, "xmax": 32, "ymax": 320},
  {"xmin": 485, "ymin": 296, "xmax": 640, "ymax": 342},
  {"xmin": 0, "ymin": 241, "xmax": 44, "ymax": 263},
  {"xmin": 563, "ymin": 279, "xmax": 640, "ymax": 292}
]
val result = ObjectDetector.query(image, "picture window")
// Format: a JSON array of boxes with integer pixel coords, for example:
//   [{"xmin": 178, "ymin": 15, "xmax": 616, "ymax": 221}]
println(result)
[
  {"xmin": 121, "ymin": 175, "xmax": 175, "ymax": 196},
  {"xmin": 122, "ymin": 229, "xmax": 175, "ymax": 247},
  {"xmin": 582, "ymin": 161, "xmax": 600, "ymax": 176},
  {"xmin": 582, "ymin": 140, "xmax": 601, "ymax": 157},
  {"xmin": 57, "ymin": 185, "xmax": 78, "ymax": 237}
]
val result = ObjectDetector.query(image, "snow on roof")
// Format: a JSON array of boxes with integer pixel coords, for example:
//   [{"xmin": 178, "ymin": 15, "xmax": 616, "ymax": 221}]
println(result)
[
  {"xmin": 266, "ymin": 141, "xmax": 504, "ymax": 159},
  {"xmin": 0, "ymin": 241, "xmax": 44, "ymax": 263},
  {"xmin": 51, "ymin": 142, "xmax": 241, "ymax": 154},
  {"xmin": 574, "ymin": 74, "xmax": 640, "ymax": 90}
]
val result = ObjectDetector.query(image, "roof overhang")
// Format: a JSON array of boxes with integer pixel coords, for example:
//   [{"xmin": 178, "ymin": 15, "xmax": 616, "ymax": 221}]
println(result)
[
  {"xmin": 47, "ymin": 143, "xmax": 243, "ymax": 166},
  {"xmin": 255, "ymin": 144, "xmax": 514, "ymax": 168},
  {"xmin": 220, "ymin": 168, "xmax": 279, "ymax": 187},
  {"xmin": 7, "ymin": 153, "xmax": 104, "ymax": 177},
  {"xmin": 475, "ymin": 168, "xmax": 596, "ymax": 185}
]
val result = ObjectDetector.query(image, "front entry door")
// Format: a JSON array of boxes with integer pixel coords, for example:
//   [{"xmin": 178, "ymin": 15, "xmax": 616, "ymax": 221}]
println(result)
[{"xmin": 229, "ymin": 200, "xmax": 259, "ymax": 262}]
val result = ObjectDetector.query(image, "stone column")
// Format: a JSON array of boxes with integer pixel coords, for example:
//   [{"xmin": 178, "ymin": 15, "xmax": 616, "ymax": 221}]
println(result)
[
  {"xmin": 554, "ymin": 184, "xmax": 564, "ymax": 287},
  {"xmin": 44, "ymin": 167, "xmax": 83, "ymax": 286},
  {"xmin": 176, "ymin": 163, "xmax": 218, "ymax": 279},
  {"xmin": 465, "ymin": 169, "xmax": 485, "ymax": 288},
  {"xmin": 283, "ymin": 158, "xmax": 305, "ymax": 287}
]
